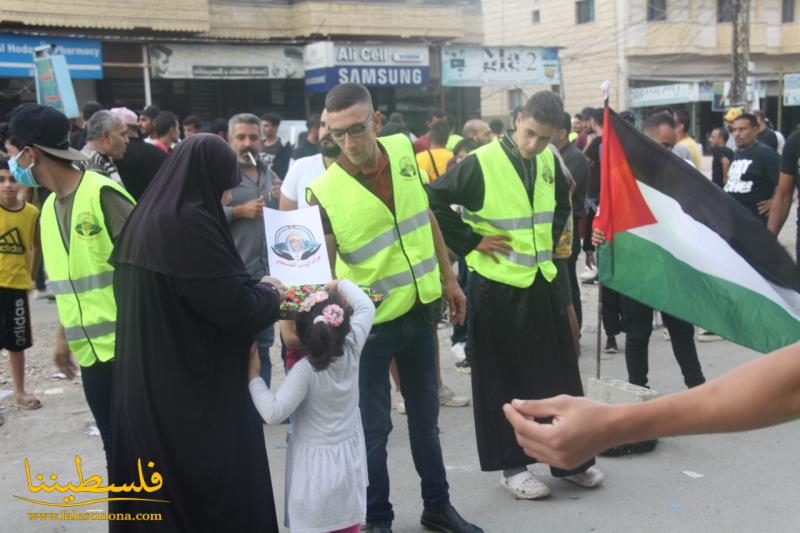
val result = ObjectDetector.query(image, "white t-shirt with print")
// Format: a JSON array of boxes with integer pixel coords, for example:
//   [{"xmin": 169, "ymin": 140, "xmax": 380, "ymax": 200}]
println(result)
[{"xmin": 280, "ymin": 154, "xmax": 326, "ymax": 209}]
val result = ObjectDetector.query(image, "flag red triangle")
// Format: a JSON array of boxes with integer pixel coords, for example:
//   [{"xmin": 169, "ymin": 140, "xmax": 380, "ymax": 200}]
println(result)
[{"xmin": 592, "ymin": 107, "xmax": 658, "ymax": 242}]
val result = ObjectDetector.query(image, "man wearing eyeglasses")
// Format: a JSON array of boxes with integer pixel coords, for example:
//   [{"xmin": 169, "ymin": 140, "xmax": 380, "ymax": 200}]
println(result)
[{"xmin": 307, "ymin": 83, "xmax": 480, "ymax": 533}]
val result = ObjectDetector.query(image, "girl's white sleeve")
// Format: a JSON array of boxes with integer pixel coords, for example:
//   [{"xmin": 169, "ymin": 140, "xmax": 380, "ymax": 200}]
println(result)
[
  {"xmin": 248, "ymin": 362, "xmax": 312, "ymax": 424},
  {"xmin": 338, "ymin": 280, "xmax": 375, "ymax": 354}
]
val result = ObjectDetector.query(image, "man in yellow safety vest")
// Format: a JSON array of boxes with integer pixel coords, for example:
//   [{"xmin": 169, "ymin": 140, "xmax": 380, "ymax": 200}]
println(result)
[
  {"xmin": 428, "ymin": 91, "xmax": 605, "ymax": 501},
  {"xmin": 307, "ymin": 83, "xmax": 480, "ymax": 533},
  {"xmin": 6, "ymin": 104, "xmax": 135, "ymax": 467}
]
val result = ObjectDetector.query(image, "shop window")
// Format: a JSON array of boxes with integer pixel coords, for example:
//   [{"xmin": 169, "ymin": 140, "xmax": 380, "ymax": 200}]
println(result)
[
  {"xmin": 717, "ymin": 0, "xmax": 733, "ymax": 23},
  {"xmin": 508, "ymin": 89, "xmax": 524, "ymax": 110},
  {"xmin": 575, "ymin": 0, "xmax": 594, "ymax": 24},
  {"xmin": 783, "ymin": 0, "xmax": 795, "ymax": 23},
  {"xmin": 532, "ymin": 9, "xmax": 540, "ymax": 23},
  {"xmin": 647, "ymin": 0, "xmax": 667, "ymax": 21}
]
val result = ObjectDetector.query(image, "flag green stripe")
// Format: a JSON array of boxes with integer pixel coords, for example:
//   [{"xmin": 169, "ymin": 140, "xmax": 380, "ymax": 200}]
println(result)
[{"xmin": 599, "ymin": 231, "xmax": 800, "ymax": 354}]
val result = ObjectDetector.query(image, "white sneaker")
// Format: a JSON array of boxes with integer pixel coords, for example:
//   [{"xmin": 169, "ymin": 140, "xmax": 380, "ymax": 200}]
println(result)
[
  {"xmin": 438, "ymin": 385, "xmax": 470, "ymax": 407},
  {"xmin": 698, "ymin": 330, "xmax": 722, "ymax": 342},
  {"xmin": 394, "ymin": 399, "xmax": 406, "ymax": 415},
  {"xmin": 500, "ymin": 471, "xmax": 550, "ymax": 500},
  {"xmin": 33, "ymin": 289, "xmax": 53, "ymax": 300},
  {"xmin": 450, "ymin": 342, "xmax": 466, "ymax": 362},
  {"xmin": 562, "ymin": 466, "xmax": 605, "ymax": 488}
]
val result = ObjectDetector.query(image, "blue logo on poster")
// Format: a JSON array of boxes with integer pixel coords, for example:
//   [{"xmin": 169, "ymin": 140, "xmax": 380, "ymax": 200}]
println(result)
[
  {"xmin": 0, "ymin": 34, "xmax": 103, "ymax": 79},
  {"xmin": 272, "ymin": 225, "xmax": 322, "ymax": 262}
]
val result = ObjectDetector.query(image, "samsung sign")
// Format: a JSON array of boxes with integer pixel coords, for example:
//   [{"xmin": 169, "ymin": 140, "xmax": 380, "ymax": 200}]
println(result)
[{"xmin": 304, "ymin": 42, "xmax": 429, "ymax": 94}]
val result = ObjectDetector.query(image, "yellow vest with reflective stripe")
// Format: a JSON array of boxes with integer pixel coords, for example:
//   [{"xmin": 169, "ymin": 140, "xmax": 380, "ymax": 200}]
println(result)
[
  {"xmin": 308, "ymin": 134, "xmax": 442, "ymax": 324},
  {"xmin": 464, "ymin": 140, "xmax": 557, "ymax": 288},
  {"xmin": 40, "ymin": 171, "xmax": 134, "ymax": 367}
]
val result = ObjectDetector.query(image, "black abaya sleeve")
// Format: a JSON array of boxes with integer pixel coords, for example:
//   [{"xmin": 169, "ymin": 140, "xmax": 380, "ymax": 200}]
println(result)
[
  {"xmin": 174, "ymin": 274, "xmax": 280, "ymax": 337},
  {"xmin": 427, "ymin": 154, "xmax": 486, "ymax": 257}
]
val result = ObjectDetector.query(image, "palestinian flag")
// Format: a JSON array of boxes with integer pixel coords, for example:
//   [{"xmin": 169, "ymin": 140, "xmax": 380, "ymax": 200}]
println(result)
[{"xmin": 594, "ymin": 107, "xmax": 800, "ymax": 354}]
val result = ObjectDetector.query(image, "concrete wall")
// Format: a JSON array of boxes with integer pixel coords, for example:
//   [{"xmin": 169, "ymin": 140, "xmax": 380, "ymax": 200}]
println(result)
[{"xmin": 481, "ymin": 0, "xmax": 622, "ymax": 117}]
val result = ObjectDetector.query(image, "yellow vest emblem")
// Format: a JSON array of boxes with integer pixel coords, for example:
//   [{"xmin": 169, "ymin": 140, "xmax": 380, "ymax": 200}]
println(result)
[
  {"xmin": 399, "ymin": 156, "xmax": 417, "ymax": 179},
  {"xmin": 75, "ymin": 212, "xmax": 102, "ymax": 239}
]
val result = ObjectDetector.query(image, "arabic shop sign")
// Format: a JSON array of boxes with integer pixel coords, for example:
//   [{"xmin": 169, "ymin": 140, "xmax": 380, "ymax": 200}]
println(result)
[
  {"xmin": 149, "ymin": 43, "xmax": 304, "ymax": 80},
  {"xmin": 441, "ymin": 46, "xmax": 560, "ymax": 87},
  {"xmin": 304, "ymin": 42, "xmax": 429, "ymax": 94}
]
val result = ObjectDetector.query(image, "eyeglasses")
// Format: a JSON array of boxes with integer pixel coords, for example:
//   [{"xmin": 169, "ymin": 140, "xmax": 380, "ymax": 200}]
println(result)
[{"xmin": 329, "ymin": 113, "xmax": 373, "ymax": 142}]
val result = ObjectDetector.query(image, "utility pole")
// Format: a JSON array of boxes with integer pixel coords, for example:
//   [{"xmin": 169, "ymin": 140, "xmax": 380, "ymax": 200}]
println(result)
[{"xmin": 730, "ymin": 0, "xmax": 750, "ymax": 106}]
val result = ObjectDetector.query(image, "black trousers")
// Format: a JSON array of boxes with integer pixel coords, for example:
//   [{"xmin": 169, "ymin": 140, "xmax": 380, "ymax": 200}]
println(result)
[
  {"xmin": 82, "ymin": 358, "xmax": 114, "ymax": 469},
  {"xmin": 602, "ymin": 287, "xmax": 622, "ymax": 337},
  {"xmin": 621, "ymin": 296, "xmax": 705, "ymax": 389},
  {"xmin": 567, "ymin": 215, "xmax": 582, "ymax": 327}
]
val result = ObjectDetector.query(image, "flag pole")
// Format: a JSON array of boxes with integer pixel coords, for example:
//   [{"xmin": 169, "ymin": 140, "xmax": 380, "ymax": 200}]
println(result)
[
  {"xmin": 596, "ymin": 285, "xmax": 602, "ymax": 379},
  {"xmin": 595, "ymin": 80, "xmax": 611, "ymax": 380}
]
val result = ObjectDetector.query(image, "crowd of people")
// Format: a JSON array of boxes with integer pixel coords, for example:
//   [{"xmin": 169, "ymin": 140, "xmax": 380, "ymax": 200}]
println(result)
[{"xmin": 0, "ymin": 80, "xmax": 798, "ymax": 533}]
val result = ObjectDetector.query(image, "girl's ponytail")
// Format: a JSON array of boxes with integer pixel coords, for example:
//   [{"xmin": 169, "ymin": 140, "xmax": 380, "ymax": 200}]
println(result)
[{"xmin": 296, "ymin": 294, "xmax": 352, "ymax": 371}]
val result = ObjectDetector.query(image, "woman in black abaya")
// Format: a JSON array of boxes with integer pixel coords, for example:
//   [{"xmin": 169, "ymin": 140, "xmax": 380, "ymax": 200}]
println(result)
[{"xmin": 109, "ymin": 134, "xmax": 284, "ymax": 532}]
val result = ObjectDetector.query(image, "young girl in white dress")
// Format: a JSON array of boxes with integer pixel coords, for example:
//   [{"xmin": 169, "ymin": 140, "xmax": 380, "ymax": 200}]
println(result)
[{"xmin": 249, "ymin": 279, "xmax": 374, "ymax": 533}]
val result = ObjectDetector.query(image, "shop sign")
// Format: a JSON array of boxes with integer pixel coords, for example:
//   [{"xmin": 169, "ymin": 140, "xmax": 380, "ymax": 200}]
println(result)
[
  {"xmin": 0, "ymin": 34, "xmax": 102, "ymax": 79},
  {"xmin": 784, "ymin": 74, "xmax": 800, "ymax": 107},
  {"xmin": 441, "ymin": 46, "xmax": 560, "ymax": 87},
  {"xmin": 149, "ymin": 44, "xmax": 304, "ymax": 79},
  {"xmin": 304, "ymin": 42, "xmax": 429, "ymax": 94},
  {"xmin": 629, "ymin": 83, "xmax": 700, "ymax": 108}
]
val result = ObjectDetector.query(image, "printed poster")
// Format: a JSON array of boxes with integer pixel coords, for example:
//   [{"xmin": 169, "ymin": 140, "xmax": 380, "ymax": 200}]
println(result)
[{"xmin": 264, "ymin": 206, "xmax": 332, "ymax": 285}]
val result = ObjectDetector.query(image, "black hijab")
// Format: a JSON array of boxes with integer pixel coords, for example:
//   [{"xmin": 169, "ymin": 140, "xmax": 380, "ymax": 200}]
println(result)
[{"xmin": 111, "ymin": 134, "xmax": 247, "ymax": 279}]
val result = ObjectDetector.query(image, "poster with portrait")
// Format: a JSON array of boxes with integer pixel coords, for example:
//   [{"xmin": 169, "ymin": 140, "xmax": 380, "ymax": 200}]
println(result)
[{"xmin": 264, "ymin": 206, "xmax": 332, "ymax": 285}]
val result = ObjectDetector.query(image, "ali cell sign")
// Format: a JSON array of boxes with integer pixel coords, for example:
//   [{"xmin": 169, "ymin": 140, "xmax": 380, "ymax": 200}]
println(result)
[
  {"xmin": 441, "ymin": 46, "xmax": 560, "ymax": 87},
  {"xmin": 304, "ymin": 42, "xmax": 429, "ymax": 94},
  {"xmin": 0, "ymin": 34, "xmax": 102, "ymax": 79}
]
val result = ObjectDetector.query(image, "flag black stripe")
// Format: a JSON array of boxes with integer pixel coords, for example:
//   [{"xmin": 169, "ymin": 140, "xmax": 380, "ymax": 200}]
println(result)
[{"xmin": 607, "ymin": 108, "xmax": 800, "ymax": 293}]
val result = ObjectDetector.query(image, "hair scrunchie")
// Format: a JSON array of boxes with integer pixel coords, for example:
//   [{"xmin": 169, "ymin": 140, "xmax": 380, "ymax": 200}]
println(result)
[{"xmin": 313, "ymin": 304, "xmax": 345, "ymax": 327}]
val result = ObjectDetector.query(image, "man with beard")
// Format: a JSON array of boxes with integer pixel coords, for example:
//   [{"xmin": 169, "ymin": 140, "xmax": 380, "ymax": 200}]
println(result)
[
  {"xmin": 279, "ymin": 109, "xmax": 339, "ymax": 210},
  {"xmin": 225, "ymin": 113, "xmax": 282, "ymax": 387},
  {"xmin": 138, "ymin": 104, "xmax": 160, "ymax": 144}
]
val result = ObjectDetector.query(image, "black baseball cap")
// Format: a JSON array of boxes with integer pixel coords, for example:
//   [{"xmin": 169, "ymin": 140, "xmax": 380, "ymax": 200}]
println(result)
[
  {"xmin": 8, "ymin": 103, "xmax": 89, "ymax": 162},
  {"xmin": 141, "ymin": 105, "xmax": 160, "ymax": 119}
]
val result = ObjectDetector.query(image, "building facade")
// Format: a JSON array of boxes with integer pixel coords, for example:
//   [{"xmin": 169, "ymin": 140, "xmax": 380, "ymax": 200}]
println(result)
[
  {"xmin": 481, "ymin": 0, "xmax": 800, "ymax": 136},
  {"xmin": 0, "ymin": 0, "xmax": 483, "ymax": 131}
]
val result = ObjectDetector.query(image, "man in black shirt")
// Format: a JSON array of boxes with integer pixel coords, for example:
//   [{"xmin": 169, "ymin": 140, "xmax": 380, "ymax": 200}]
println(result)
[
  {"xmin": 753, "ymin": 110, "xmax": 779, "ymax": 152},
  {"xmin": 69, "ymin": 101, "xmax": 103, "ymax": 150},
  {"xmin": 429, "ymin": 91, "xmax": 603, "ymax": 500},
  {"xmin": 291, "ymin": 113, "xmax": 321, "ymax": 160},
  {"xmin": 709, "ymin": 126, "xmax": 734, "ymax": 188},
  {"xmin": 767, "ymin": 129, "xmax": 800, "ymax": 263},
  {"xmin": 259, "ymin": 112, "xmax": 292, "ymax": 180},
  {"xmin": 724, "ymin": 113, "xmax": 780, "ymax": 223},
  {"xmin": 111, "ymin": 107, "xmax": 168, "ymax": 200}
]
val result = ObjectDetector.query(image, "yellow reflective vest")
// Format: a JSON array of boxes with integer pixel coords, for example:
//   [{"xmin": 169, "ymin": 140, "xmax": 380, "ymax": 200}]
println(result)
[
  {"xmin": 40, "ymin": 171, "xmax": 134, "ymax": 367},
  {"xmin": 308, "ymin": 134, "xmax": 442, "ymax": 324},
  {"xmin": 463, "ymin": 140, "xmax": 558, "ymax": 288}
]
